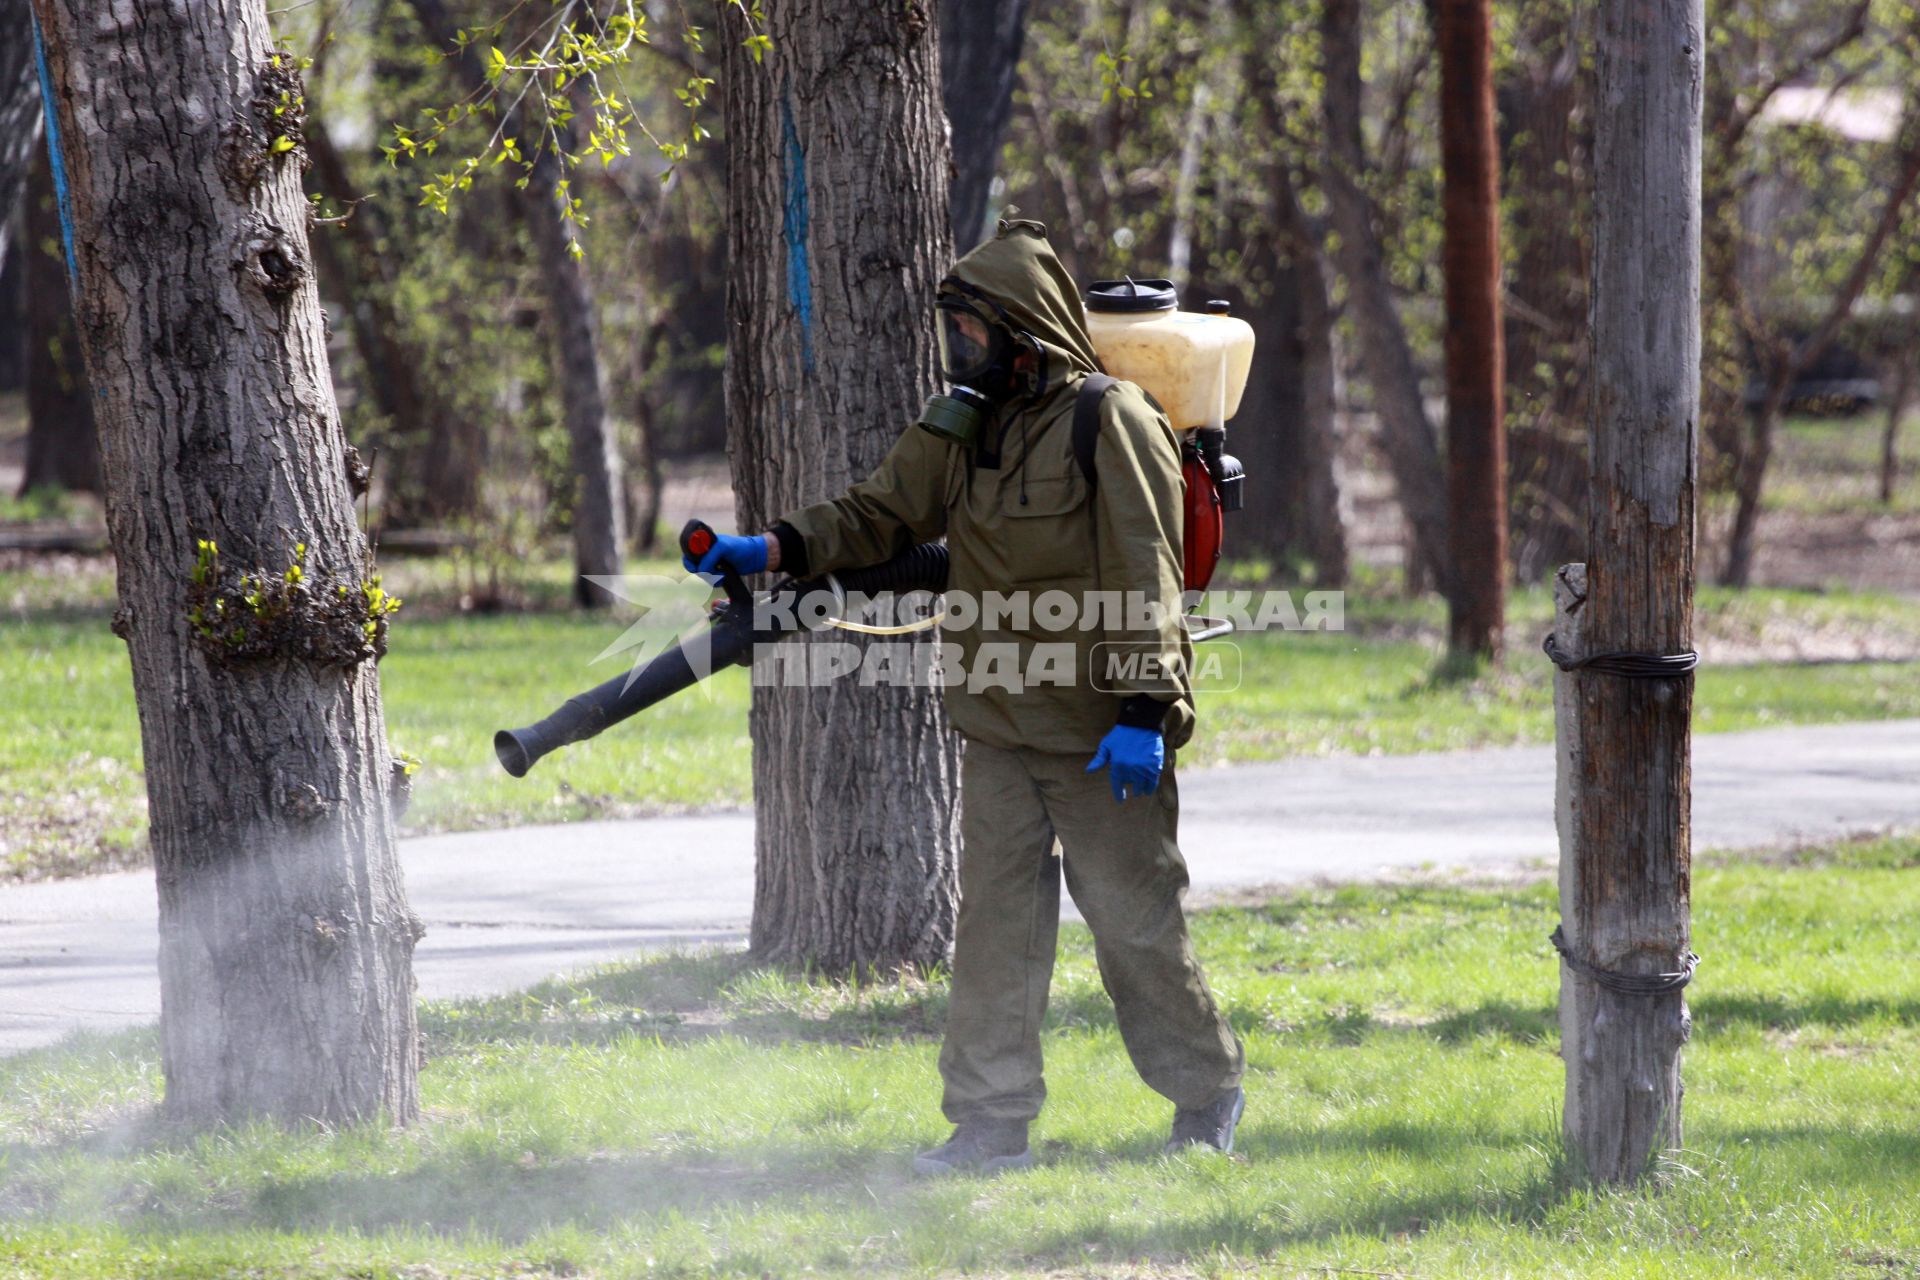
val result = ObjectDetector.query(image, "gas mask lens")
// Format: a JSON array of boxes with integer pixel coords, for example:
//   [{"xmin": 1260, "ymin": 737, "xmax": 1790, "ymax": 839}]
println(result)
[{"xmin": 936, "ymin": 299, "xmax": 1003, "ymax": 385}]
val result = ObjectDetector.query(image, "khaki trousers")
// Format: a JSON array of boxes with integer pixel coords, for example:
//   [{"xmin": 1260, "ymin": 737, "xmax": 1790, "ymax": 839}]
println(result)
[{"xmin": 938, "ymin": 740, "xmax": 1245, "ymax": 1123}]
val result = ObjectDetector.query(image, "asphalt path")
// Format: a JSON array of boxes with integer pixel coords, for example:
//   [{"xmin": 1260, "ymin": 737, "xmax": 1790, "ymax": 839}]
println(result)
[{"xmin": 4, "ymin": 718, "xmax": 1916, "ymax": 1056}]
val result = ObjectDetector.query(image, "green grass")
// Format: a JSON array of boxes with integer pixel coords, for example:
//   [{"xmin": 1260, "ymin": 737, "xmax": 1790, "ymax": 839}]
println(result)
[
  {"xmin": 6, "ymin": 557, "xmax": 1920, "ymax": 879},
  {"xmin": 3, "ymin": 835, "xmax": 1918, "ymax": 1278}
]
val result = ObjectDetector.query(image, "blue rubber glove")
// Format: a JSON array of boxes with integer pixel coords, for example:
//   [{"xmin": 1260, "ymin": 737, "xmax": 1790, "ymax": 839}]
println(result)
[
  {"xmin": 1086, "ymin": 724, "xmax": 1164, "ymax": 802},
  {"xmin": 682, "ymin": 531, "xmax": 769, "ymax": 578}
]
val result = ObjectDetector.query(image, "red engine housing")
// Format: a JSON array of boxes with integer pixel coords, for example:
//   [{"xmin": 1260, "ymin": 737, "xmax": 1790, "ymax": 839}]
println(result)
[{"xmin": 1182, "ymin": 449, "xmax": 1224, "ymax": 593}]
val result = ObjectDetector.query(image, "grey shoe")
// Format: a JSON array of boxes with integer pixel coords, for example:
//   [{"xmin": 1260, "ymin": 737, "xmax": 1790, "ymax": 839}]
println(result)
[
  {"xmin": 911, "ymin": 1120, "xmax": 1035, "ymax": 1177},
  {"xmin": 1165, "ymin": 1086, "xmax": 1245, "ymax": 1154}
]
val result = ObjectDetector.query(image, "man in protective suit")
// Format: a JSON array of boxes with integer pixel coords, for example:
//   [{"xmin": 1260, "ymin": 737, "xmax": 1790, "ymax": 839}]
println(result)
[{"xmin": 685, "ymin": 220, "xmax": 1244, "ymax": 1174}]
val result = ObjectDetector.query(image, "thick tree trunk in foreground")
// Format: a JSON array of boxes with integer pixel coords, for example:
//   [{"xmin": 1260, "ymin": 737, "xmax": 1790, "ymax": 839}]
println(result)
[
  {"xmin": 22, "ymin": 146, "xmax": 97, "ymax": 494},
  {"xmin": 722, "ymin": 0, "xmax": 960, "ymax": 974},
  {"xmin": 1437, "ymin": 0, "xmax": 1506, "ymax": 660},
  {"xmin": 0, "ymin": 0, "xmax": 41, "ymax": 274},
  {"xmin": 32, "ymin": 0, "xmax": 420, "ymax": 1126},
  {"xmin": 1555, "ymin": 0, "xmax": 1700, "ymax": 1184},
  {"xmin": 940, "ymin": 0, "xmax": 1029, "ymax": 250},
  {"xmin": 1322, "ymin": 0, "xmax": 1452, "ymax": 598}
]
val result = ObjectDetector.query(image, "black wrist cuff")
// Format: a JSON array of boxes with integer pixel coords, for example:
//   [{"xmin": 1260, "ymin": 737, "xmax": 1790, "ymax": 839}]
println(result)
[
  {"xmin": 770, "ymin": 522, "xmax": 810, "ymax": 578},
  {"xmin": 1116, "ymin": 694, "xmax": 1171, "ymax": 731}
]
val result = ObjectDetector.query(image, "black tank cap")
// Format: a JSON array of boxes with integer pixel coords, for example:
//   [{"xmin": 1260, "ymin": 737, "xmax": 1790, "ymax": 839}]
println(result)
[
  {"xmin": 1205, "ymin": 299, "xmax": 1232, "ymax": 315},
  {"xmin": 1085, "ymin": 276, "xmax": 1179, "ymax": 313}
]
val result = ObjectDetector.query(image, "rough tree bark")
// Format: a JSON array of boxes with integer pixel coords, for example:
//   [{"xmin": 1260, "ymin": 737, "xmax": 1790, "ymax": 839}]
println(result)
[
  {"xmin": 940, "ymin": 0, "xmax": 1029, "ymax": 250},
  {"xmin": 32, "ymin": 0, "xmax": 420, "ymax": 1125},
  {"xmin": 1437, "ymin": 0, "xmax": 1506, "ymax": 659},
  {"xmin": 1554, "ymin": 0, "xmax": 1701, "ymax": 1185},
  {"xmin": 1321, "ymin": 0, "xmax": 1453, "ymax": 597},
  {"xmin": 721, "ymin": 0, "xmax": 961, "ymax": 973},
  {"xmin": 408, "ymin": 0, "xmax": 626, "ymax": 606},
  {"xmin": 21, "ymin": 145, "xmax": 98, "ymax": 494},
  {"xmin": 0, "ymin": 0, "xmax": 42, "ymax": 274}
]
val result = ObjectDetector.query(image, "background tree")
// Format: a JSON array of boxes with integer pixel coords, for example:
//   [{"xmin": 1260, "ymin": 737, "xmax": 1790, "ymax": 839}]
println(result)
[
  {"xmin": 719, "ymin": 0, "xmax": 961, "ymax": 973},
  {"xmin": 31, "ymin": 0, "xmax": 420, "ymax": 1124},
  {"xmin": 942, "ymin": 0, "xmax": 1032, "ymax": 249},
  {"xmin": 1437, "ymin": 0, "xmax": 1506, "ymax": 660}
]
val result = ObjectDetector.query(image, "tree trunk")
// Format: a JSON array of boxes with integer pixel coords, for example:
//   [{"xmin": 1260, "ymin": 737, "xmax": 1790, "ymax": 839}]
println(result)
[
  {"xmin": 1720, "ymin": 384, "xmax": 1782, "ymax": 589},
  {"xmin": 406, "ymin": 0, "xmax": 626, "ymax": 606},
  {"xmin": 940, "ymin": 0, "xmax": 1030, "ymax": 250},
  {"xmin": 1437, "ymin": 0, "xmax": 1506, "ymax": 660},
  {"xmin": 721, "ymin": 0, "xmax": 961, "ymax": 974},
  {"xmin": 1321, "ymin": 0, "xmax": 1453, "ymax": 597},
  {"xmin": 0, "ymin": 0, "xmax": 41, "ymax": 275},
  {"xmin": 21, "ymin": 144, "xmax": 96, "ymax": 494},
  {"xmin": 1881, "ymin": 359, "xmax": 1911, "ymax": 505},
  {"xmin": 1556, "ymin": 0, "xmax": 1700, "ymax": 1185},
  {"xmin": 31, "ymin": 0, "xmax": 420, "ymax": 1126},
  {"xmin": 628, "ymin": 313, "xmax": 667, "ymax": 552}
]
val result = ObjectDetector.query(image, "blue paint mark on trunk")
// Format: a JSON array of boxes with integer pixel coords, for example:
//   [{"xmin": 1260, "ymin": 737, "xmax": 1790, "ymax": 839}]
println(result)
[
  {"xmin": 30, "ymin": 12, "xmax": 79, "ymax": 285},
  {"xmin": 780, "ymin": 99, "xmax": 815, "ymax": 375}
]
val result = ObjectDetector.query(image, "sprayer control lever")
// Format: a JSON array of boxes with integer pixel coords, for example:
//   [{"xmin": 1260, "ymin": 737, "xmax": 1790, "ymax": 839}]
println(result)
[{"xmin": 679, "ymin": 518, "xmax": 753, "ymax": 615}]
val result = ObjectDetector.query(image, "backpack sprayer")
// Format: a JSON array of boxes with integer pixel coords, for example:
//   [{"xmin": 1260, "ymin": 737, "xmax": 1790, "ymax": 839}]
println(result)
[
  {"xmin": 1081, "ymin": 278, "xmax": 1254, "ymax": 598},
  {"xmin": 493, "ymin": 519, "xmax": 948, "ymax": 777}
]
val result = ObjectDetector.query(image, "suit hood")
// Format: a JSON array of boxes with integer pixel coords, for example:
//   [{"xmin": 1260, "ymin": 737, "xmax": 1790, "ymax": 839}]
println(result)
[{"xmin": 944, "ymin": 219, "xmax": 1102, "ymax": 379}]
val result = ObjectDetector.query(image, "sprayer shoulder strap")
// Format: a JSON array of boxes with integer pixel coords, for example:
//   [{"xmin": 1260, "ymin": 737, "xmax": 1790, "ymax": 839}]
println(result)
[{"xmin": 1072, "ymin": 374, "xmax": 1119, "ymax": 491}]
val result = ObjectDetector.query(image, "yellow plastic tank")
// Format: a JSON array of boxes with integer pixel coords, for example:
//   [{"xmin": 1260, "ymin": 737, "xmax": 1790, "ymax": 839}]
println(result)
[{"xmin": 1083, "ymin": 279, "xmax": 1256, "ymax": 431}]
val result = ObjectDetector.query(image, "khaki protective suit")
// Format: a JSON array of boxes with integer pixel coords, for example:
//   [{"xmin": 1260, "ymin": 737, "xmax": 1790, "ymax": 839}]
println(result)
[{"xmin": 778, "ymin": 221, "xmax": 1244, "ymax": 1122}]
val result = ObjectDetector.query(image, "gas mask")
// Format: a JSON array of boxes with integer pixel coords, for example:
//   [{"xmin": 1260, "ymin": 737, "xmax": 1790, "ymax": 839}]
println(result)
[{"xmin": 916, "ymin": 287, "xmax": 1044, "ymax": 447}]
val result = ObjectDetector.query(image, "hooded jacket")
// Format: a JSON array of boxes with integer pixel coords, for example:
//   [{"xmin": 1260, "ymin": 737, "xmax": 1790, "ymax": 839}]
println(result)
[{"xmin": 774, "ymin": 220, "xmax": 1195, "ymax": 754}]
